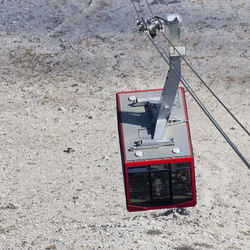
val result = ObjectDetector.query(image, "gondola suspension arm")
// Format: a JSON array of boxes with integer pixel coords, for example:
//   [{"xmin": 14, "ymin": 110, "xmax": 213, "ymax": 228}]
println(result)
[{"xmin": 130, "ymin": 0, "xmax": 250, "ymax": 169}]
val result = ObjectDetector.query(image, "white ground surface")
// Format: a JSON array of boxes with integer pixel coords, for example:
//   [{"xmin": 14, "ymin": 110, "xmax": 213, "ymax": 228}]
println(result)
[{"xmin": 0, "ymin": 0, "xmax": 249, "ymax": 249}]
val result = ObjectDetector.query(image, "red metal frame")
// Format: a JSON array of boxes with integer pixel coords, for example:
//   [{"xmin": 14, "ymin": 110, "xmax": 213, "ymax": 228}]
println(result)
[{"xmin": 117, "ymin": 88, "xmax": 196, "ymax": 212}]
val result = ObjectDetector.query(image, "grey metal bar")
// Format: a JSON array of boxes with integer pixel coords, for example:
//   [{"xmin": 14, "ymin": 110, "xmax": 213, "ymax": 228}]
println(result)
[
  {"xmin": 160, "ymin": 31, "xmax": 250, "ymax": 136},
  {"xmin": 129, "ymin": 0, "xmax": 250, "ymax": 169},
  {"xmin": 154, "ymin": 56, "xmax": 181, "ymax": 140},
  {"xmin": 146, "ymin": 32, "xmax": 250, "ymax": 169}
]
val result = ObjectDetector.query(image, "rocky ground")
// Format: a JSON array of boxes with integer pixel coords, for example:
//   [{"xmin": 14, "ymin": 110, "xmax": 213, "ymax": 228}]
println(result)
[{"xmin": 0, "ymin": 0, "xmax": 249, "ymax": 249}]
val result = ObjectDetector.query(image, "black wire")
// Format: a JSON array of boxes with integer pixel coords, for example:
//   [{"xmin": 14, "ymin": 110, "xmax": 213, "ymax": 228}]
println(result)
[
  {"xmin": 129, "ymin": 0, "xmax": 250, "ymax": 169},
  {"xmin": 137, "ymin": 0, "xmax": 144, "ymax": 17},
  {"xmin": 131, "ymin": 0, "xmax": 141, "ymax": 19},
  {"xmin": 141, "ymin": 0, "xmax": 249, "ymax": 136},
  {"xmin": 145, "ymin": 0, "xmax": 154, "ymax": 17},
  {"xmin": 142, "ymin": 0, "xmax": 249, "ymax": 136},
  {"xmin": 160, "ymin": 31, "xmax": 250, "ymax": 136},
  {"xmin": 145, "ymin": 32, "xmax": 250, "ymax": 169}
]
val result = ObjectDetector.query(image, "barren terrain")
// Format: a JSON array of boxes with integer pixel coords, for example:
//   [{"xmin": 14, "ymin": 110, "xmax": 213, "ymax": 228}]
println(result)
[{"xmin": 0, "ymin": 0, "xmax": 249, "ymax": 249}]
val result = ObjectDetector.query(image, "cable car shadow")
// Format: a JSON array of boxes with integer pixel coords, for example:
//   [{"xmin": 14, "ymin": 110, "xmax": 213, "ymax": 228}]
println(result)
[
  {"xmin": 120, "ymin": 110, "xmax": 154, "ymax": 136},
  {"xmin": 152, "ymin": 208, "xmax": 190, "ymax": 218}
]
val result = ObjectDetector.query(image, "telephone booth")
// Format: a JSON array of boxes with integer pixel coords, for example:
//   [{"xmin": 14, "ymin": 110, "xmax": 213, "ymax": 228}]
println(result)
[{"xmin": 117, "ymin": 88, "xmax": 196, "ymax": 212}]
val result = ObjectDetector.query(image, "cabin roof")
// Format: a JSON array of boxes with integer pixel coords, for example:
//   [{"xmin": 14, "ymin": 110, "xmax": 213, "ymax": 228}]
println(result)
[{"xmin": 118, "ymin": 88, "xmax": 192, "ymax": 162}]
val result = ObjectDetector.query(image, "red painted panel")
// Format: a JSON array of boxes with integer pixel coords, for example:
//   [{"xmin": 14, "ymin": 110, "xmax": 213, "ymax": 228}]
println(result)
[{"xmin": 117, "ymin": 88, "xmax": 196, "ymax": 212}]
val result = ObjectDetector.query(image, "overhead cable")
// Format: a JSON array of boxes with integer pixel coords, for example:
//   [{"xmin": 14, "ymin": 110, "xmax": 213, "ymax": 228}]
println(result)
[
  {"xmin": 145, "ymin": 32, "xmax": 250, "ymax": 169},
  {"xmin": 129, "ymin": 0, "xmax": 250, "ymax": 169},
  {"xmin": 142, "ymin": 0, "xmax": 249, "ymax": 136},
  {"xmin": 160, "ymin": 31, "xmax": 250, "ymax": 136}
]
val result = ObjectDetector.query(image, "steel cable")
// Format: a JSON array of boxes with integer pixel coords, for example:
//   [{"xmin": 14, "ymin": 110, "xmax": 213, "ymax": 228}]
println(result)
[
  {"xmin": 145, "ymin": 32, "xmax": 250, "ymax": 169},
  {"xmin": 142, "ymin": 0, "xmax": 249, "ymax": 136},
  {"xmin": 145, "ymin": 0, "xmax": 154, "ymax": 17},
  {"xmin": 129, "ymin": 0, "xmax": 250, "ymax": 169},
  {"xmin": 160, "ymin": 31, "xmax": 250, "ymax": 136}
]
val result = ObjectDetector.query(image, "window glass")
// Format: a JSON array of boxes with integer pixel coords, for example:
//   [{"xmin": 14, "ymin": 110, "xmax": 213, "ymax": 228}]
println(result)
[
  {"xmin": 151, "ymin": 170, "xmax": 171, "ymax": 199},
  {"xmin": 171, "ymin": 163, "xmax": 193, "ymax": 200},
  {"xmin": 150, "ymin": 164, "xmax": 168, "ymax": 171},
  {"xmin": 128, "ymin": 162, "xmax": 193, "ymax": 207},
  {"xmin": 128, "ymin": 167, "xmax": 151, "ymax": 205}
]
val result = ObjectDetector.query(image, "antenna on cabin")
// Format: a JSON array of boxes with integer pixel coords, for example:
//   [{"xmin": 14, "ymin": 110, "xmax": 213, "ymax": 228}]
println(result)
[{"xmin": 116, "ymin": 0, "xmax": 249, "ymax": 212}]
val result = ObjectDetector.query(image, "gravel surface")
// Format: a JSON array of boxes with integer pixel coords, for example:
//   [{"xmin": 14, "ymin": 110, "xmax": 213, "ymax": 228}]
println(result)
[{"xmin": 0, "ymin": 0, "xmax": 249, "ymax": 249}]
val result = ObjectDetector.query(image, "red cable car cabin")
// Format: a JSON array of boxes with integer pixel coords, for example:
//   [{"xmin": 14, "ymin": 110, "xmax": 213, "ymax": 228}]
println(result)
[{"xmin": 117, "ymin": 87, "xmax": 196, "ymax": 212}]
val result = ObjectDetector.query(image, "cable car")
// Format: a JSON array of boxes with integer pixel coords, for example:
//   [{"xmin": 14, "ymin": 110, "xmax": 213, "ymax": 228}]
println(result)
[
  {"xmin": 117, "ymin": 88, "xmax": 196, "ymax": 212},
  {"xmin": 116, "ymin": 2, "xmax": 249, "ymax": 212}
]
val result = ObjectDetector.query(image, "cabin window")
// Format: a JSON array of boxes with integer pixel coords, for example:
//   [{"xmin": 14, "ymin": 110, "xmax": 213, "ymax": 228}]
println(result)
[{"xmin": 128, "ymin": 162, "xmax": 193, "ymax": 207}]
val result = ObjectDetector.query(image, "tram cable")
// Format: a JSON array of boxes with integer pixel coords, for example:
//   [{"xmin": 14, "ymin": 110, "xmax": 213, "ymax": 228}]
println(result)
[
  {"xmin": 135, "ymin": 0, "xmax": 250, "ymax": 136},
  {"xmin": 160, "ymin": 31, "xmax": 250, "ymax": 136},
  {"xmin": 145, "ymin": 0, "xmax": 154, "ymax": 17},
  {"xmin": 146, "ymin": 33, "xmax": 250, "ymax": 169},
  {"xmin": 129, "ymin": 0, "xmax": 250, "ymax": 169}
]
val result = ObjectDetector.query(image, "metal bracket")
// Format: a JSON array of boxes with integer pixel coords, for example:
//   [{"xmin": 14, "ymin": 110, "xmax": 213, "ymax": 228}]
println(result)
[
  {"xmin": 130, "ymin": 14, "xmax": 184, "ymax": 150},
  {"xmin": 129, "ymin": 138, "xmax": 175, "ymax": 151}
]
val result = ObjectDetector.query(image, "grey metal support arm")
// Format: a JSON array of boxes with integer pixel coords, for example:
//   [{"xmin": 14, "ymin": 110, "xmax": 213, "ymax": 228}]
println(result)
[{"xmin": 130, "ymin": 15, "xmax": 184, "ymax": 149}]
